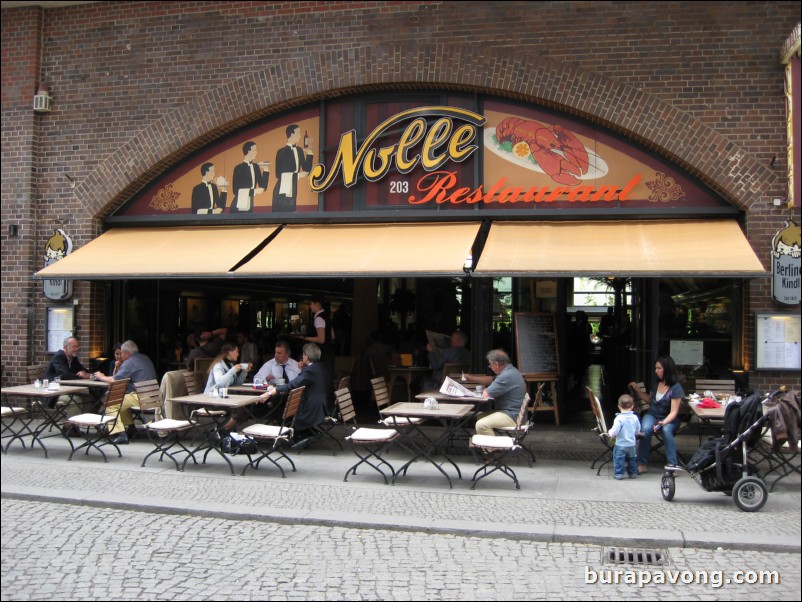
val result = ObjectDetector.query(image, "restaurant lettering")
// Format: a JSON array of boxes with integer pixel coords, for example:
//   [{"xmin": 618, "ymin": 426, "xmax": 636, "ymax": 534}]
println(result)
[
  {"xmin": 309, "ymin": 107, "xmax": 485, "ymax": 192},
  {"xmin": 407, "ymin": 171, "xmax": 642, "ymax": 205}
]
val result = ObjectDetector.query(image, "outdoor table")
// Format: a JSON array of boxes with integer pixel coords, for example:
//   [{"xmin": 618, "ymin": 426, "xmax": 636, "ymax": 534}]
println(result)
[
  {"xmin": 388, "ymin": 366, "xmax": 431, "ymax": 402},
  {"xmin": 688, "ymin": 398, "xmax": 727, "ymax": 443},
  {"xmin": 228, "ymin": 383, "xmax": 288, "ymax": 423},
  {"xmin": 415, "ymin": 390, "xmax": 489, "ymax": 404},
  {"xmin": 167, "ymin": 393, "xmax": 264, "ymax": 475},
  {"xmin": 60, "ymin": 379, "xmax": 111, "ymax": 405},
  {"xmin": 379, "ymin": 401, "xmax": 475, "ymax": 488},
  {"xmin": 0, "ymin": 384, "xmax": 89, "ymax": 458}
]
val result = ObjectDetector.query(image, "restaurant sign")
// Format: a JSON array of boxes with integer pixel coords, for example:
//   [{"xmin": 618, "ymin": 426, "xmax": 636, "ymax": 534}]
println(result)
[
  {"xmin": 116, "ymin": 96, "xmax": 728, "ymax": 218},
  {"xmin": 43, "ymin": 229, "xmax": 73, "ymax": 301},
  {"xmin": 310, "ymin": 107, "xmax": 485, "ymax": 192},
  {"xmin": 771, "ymin": 220, "xmax": 801, "ymax": 305}
]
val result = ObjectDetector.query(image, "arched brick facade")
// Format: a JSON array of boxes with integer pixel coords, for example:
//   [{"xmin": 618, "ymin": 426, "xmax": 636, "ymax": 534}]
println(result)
[{"xmin": 81, "ymin": 44, "xmax": 778, "ymax": 218}]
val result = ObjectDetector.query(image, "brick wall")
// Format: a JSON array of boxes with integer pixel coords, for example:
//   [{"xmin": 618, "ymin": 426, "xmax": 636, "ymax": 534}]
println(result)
[{"xmin": 2, "ymin": 1, "xmax": 799, "ymax": 387}]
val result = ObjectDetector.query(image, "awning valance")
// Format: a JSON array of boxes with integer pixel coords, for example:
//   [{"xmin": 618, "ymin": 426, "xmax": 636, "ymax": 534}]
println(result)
[
  {"xmin": 35, "ymin": 226, "xmax": 278, "ymax": 279},
  {"xmin": 473, "ymin": 220, "xmax": 767, "ymax": 277},
  {"xmin": 235, "ymin": 222, "xmax": 482, "ymax": 277}
]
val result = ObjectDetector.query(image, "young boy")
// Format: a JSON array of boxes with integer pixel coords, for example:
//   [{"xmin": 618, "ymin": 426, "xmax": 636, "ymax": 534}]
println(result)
[{"xmin": 607, "ymin": 394, "xmax": 641, "ymax": 480}]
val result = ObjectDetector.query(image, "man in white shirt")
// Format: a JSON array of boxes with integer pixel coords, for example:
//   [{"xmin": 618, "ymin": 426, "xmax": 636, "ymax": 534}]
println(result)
[{"xmin": 253, "ymin": 340, "xmax": 301, "ymax": 384}]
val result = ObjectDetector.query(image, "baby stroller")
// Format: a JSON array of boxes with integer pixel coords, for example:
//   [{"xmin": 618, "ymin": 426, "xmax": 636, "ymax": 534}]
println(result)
[{"xmin": 660, "ymin": 390, "xmax": 772, "ymax": 512}]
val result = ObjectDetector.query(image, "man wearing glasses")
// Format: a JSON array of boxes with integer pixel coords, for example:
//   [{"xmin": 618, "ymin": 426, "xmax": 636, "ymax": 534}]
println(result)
[{"xmin": 466, "ymin": 349, "xmax": 527, "ymax": 436}]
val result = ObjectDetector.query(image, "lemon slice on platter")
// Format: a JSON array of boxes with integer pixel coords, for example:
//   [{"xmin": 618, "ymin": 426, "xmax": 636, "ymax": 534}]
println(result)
[{"xmin": 512, "ymin": 141, "xmax": 531, "ymax": 158}]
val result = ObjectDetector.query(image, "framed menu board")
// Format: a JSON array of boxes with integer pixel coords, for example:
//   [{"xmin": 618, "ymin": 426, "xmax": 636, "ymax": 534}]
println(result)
[
  {"xmin": 46, "ymin": 305, "xmax": 75, "ymax": 353},
  {"xmin": 513, "ymin": 312, "xmax": 560, "ymax": 378},
  {"xmin": 755, "ymin": 313, "xmax": 801, "ymax": 371}
]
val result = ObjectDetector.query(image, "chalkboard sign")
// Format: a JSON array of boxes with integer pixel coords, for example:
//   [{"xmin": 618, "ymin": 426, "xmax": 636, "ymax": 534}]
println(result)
[{"xmin": 514, "ymin": 312, "xmax": 560, "ymax": 378}]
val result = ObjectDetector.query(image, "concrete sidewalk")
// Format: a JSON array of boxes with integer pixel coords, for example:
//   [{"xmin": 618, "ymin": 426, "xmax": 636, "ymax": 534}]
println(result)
[{"xmin": 2, "ymin": 424, "xmax": 799, "ymax": 553}]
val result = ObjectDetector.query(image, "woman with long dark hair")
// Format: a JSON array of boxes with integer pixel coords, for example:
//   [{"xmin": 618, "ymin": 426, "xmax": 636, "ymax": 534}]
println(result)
[
  {"xmin": 203, "ymin": 342, "xmax": 250, "ymax": 394},
  {"xmin": 629, "ymin": 355, "xmax": 684, "ymax": 473}
]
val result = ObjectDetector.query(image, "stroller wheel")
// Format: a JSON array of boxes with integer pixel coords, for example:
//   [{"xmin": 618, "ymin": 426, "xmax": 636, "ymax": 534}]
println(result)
[
  {"xmin": 661, "ymin": 473, "xmax": 675, "ymax": 501},
  {"xmin": 732, "ymin": 476, "xmax": 767, "ymax": 512}
]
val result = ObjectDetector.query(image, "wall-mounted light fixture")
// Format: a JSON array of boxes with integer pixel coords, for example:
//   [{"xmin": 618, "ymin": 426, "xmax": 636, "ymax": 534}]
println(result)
[
  {"xmin": 33, "ymin": 83, "xmax": 52, "ymax": 113},
  {"xmin": 463, "ymin": 254, "xmax": 474, "ymax": 275}
]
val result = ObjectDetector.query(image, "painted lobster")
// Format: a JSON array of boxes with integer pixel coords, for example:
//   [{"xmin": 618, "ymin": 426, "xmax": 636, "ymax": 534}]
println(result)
[{"xmin": 496, "ymin": 117, "xmax": 590, "ymax": 185}]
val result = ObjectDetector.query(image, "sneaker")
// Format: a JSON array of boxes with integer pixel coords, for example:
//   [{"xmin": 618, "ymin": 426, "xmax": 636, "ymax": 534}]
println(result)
[
  {"xmin": 220, "ymin": 437, "xmax": 231, "ymax": 454},
  {"xmin": 614, "ymin": 476, "xmax": 625, "ymax": 480},
  {"xmin": 629, "ymin": 474, "xmax": 638, "ymax": 479},
  {"xmin": 109, "ymin": 432, "xmax": 129, "ymax": 445}
]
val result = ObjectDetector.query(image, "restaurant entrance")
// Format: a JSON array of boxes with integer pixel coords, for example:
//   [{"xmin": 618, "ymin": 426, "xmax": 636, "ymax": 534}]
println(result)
[{"xmin": 100, "ymin": 272, "xmax": 745, "ymax": 425}]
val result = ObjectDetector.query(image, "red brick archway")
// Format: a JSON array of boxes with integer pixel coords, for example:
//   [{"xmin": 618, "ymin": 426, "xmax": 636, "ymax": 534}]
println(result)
[{"xmin": 78, "ymin": 44, "xmax": 778, "ymax": 217}]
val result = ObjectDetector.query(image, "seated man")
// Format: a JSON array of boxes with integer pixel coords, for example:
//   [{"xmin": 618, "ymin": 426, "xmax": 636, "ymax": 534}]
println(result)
[
  {"xmin": 468, "ymin": 349, "xmax": 526, "ymax": 436},
  {"xmin": 94, "ymin": 340, "xmax": 157, "ymax": 445},
  {"xmin": 423, "ymin": 330, "xmax": 470, "ymax": 390},
  {"xmin": 265, "ymin": 343, "xmax": 331, "ymax": 450},
  {"xmin": 253, "ymin": 341, "xmax": 301, "ymax": 385},
  {"xmin": 42, "ymin": 336, "xmax": 92, "ymax": 428},
  {"xmin": 43, "ymin": 336, "xmax": 91, "ymax": 382}
]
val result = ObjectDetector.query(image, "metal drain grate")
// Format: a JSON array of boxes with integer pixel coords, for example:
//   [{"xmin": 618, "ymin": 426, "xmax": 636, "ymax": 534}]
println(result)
[{"xmin": 603, "ymin": 547, "xmax": 668, "ymax": 566}]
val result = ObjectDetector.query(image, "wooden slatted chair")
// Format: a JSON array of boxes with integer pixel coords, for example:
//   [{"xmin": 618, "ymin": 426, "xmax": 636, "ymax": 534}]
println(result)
[
  {"xmin": 469, "ymin": 392, "xmax": 532, "ymax": 490},
  {"xmin": 440, "ymin": 362, "xmax": 470, "ymax": 383},
  {"xmin": 136, "ymin": 379, "xmax": 195, "ymax": 471},
  {"xmin": 65, "ymin": 378, "xmax": 129, "ymax": 463},
  {"xmin": 335, "ymin": 386, "xmax": 399, "ymax": 484},
  {"xmin": 182, "ymin": 370, "xmax": 226, "ymax": 423},
  {"xmin": 1, "ymin": 405, "xmax": 38, "ymax": 455},
  {"xmin": 587, "ymin": 386, "xmax": 614, "ymax": 476},
  {"xmin": 370, "ymin": 376, "xmax": 424, "ymax": 428},
  {"xmin": 26, "ymin": 364, "xmax": 48, "ymax": 384},
  {"xmin": 493, "ymin": 386, "xmax": 541, "ymax": 466},
  {"xmin": 695, "ymin": 379, "xmax": 736, "ymax": 396},
  {"xmin": 240, "ymin": 386, "xmax": 304, "ymax": 478},
  {"xmin": 193, "ymin": 356, "xmax": 215, "ymax": 376}
]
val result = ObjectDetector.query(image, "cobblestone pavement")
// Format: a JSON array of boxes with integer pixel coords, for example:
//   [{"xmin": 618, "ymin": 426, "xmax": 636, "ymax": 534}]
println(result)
[
  {"xmin": 2, "ymin": 445, "xmax": 799, "ymax": 550},
  {"xmin": 2, "ymin": 499, "xmax": 799, "ymax": 601}
]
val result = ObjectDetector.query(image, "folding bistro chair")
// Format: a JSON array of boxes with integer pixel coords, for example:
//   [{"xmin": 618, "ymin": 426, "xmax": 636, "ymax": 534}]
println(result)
[
  {"xmin": 182, "ymin": 370, "xmax": 226, "ymax": 428},
  {"xmin": 65, "ymin": 378, "xmax": 129, "ymax": 462},
  {"xmin": 440, "ymin": 362, "xmax": 470, "ymax": 384},
  {"xmin": 587, "ymin": 386, "xmax": 614, "ymax": 475},
  {"xmin": 370, "ymin": 376, "xmax": 424, "ymax": 428},
  {"xmin": 335, "ymin": 386, "xmax": 399, "ymax": 484},
  {"xmin": 136, "ymin": 379, "xmax": 195, "ymax": 471},
  {"xmin": 469, "ymin": 392, "xmax": 532, "ymax": 490},
  {"xmin": 493, "ymin": 385, "xmax": 541, "ymax": 466},
  {"xmin": 1, "ymin": 404, "xmax": 38, "ymax": 455},
  {"xmin": 241, "ymin": 386, "xmax": 304, "ymax": 478},
  {"xmin": 26, "ymin": 364, "xmax": 48, "ymax": 384},
  {"xmin": 130, "ymin": 378, "xmax": 164, "ymax": 437}
]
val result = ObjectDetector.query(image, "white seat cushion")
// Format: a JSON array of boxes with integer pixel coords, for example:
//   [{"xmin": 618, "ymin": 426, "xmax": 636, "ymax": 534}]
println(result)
[
  {"xmin": 242, "ymin": 424, "xmax": 291, "ymax": 439},
  {"xmin": 192, "ymin": 408, "xmax": 227, "ymax": 416},
  {"xmin": 1, "ymin": 407, "xmax": 27, "ymax": 417},
  {"xmin": 380, "ymin": 416, "xmax": 424, "ymax": 426},
  {"xmin": 145, "ymin": 419, "xmax": 192, "ymax": 432},
  {"xmin": 347, "ymin": 428, "xmax": 399, "ymax": 442},
  {"xmin": 471, "ymin": 434, "xmax": 517, "ymax": 450},
  {"xmin": 68, "ymin": 413, "xmax": 114, "ymax": 427}
]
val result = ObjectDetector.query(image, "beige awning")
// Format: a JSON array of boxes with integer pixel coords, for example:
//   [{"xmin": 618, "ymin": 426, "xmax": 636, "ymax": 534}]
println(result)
[
  {"xmin": 35, "ymin": 226, "xmax": 278, "ymax": 279},
  {"xmin": 235, "ymin": 223, "xmax": 482, "ymax": 277},
  {"xmin": 474, "ymin": 220, "xmax": 767, "ymax": 277}
]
